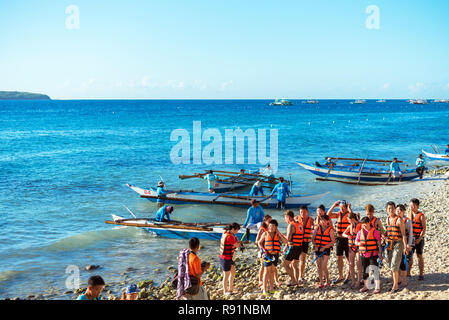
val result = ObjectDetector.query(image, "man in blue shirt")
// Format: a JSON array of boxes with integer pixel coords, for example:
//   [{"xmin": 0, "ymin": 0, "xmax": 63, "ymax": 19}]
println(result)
[
  {"xmin": 270, "ymin": 177, "xmax": 291, "ymax": 210},
  {"xmin": 445, "ymin": 144, "xmax": 449, "ymax": 154},
  {"xmin": 242, "ymin": 199, "xmax": 265, "ymax": 242},
  {"xmin": 416, "ymin": 154, "xmax": 426, "ymax": 179},
  {"xmin": 155, "ymin": 205, "xmax": 174, "ymax": 222},
  {"xmin": 156, "ymin": 181, "xmax": 167, "ymax": 208},
  {"xmin": 249, "ymin": 181, "xmax": 264, "ymax": 196},
  {"xmin": 203, "ymin": 170, "xmax": 218, "ymax": 193},
  {"xmin": 390, "ymin": 158, "xmax": 402, "ymax": 182},
  {"xmin": 77, "ymin": 275, "xmax": 105, "ymax": 300}
]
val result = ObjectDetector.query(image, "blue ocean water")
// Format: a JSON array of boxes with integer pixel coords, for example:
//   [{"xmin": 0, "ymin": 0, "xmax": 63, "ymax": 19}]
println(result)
[{"xmin": 0, "ymin": 99, "xmax": 448, "ymax": 298}]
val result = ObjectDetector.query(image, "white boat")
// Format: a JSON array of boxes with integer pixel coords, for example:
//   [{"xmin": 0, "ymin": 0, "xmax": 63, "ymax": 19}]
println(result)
[
  {"xmin": 126, "ymin": 184, "xmax": 329, "ymax": 209},
  {"xmin": 302, "ymin": 99, "xmax": 319, "ymax": 104},
  {"xmin": 409, "ymin": 99, "xmax": 428, "ymax": 105},
  {"xmin": 270, "ymin": 99, "xmax": 293, "ymax": 106},
  {"xmin": 422, "ymin": 149, "xmax": 449, "ymax": 161},
  {"xmin": 350, "ymin": 99, "xmax": 366, "ymax": 104},
  {"xmin": 376, "ymin": 99, "xmax": 386, "ymax": 103},
  {"xmin": 433, "ymin": 99, "xmax": 449, "ymax": 103}
]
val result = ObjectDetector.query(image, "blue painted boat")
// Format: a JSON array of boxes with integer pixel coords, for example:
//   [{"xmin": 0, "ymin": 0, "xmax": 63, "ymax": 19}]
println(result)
[
  {"xmin": 105, "ymin": 215, "xmax": 257, "ymax": 241},
  {"xmin": 422, "ymin": 150, "xmax": 449, "ymax": 161},
  {"xmin": 297, "ymin": 159, "xmax": 419, "ymax": 185},
  {"xmin": 126, "ymin": 184, "xmax": 329, "ymax": 208}
]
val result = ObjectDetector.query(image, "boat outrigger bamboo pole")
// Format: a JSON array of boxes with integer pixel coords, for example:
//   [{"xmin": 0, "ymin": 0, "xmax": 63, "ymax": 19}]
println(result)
[
  {"xmin": 357, "ymin": 158, "xmax": 367, "ymax": 185},
  {"xmin": 327, "ymin": 157, "xmax": 403, "ymax": 163}
]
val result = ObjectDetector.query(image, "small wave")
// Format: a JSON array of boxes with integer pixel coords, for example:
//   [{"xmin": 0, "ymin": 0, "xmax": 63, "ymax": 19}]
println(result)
[
  {"xmin": 0, "ymin": 270, "xmax": 25, "ymax": 283},
  {"xmin": 41, "ymin": 227, "xmax": 146, "ymax": 252}
]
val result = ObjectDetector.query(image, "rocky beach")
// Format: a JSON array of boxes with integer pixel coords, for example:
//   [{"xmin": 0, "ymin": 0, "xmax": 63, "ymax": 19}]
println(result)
[{"xmin": 4, "ymin": 169, "xmax": 449, "ymax": 301}]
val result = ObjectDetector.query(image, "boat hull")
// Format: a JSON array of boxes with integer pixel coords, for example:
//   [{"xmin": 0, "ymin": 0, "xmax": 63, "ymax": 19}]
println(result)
[
  {"xmin": 297, "ymin": 162, "xmax": 419, "ymax": 183},
  {"xmin": 126, "ymin": 184, "xmax": 329, "ymax": 208},
  {"xmin": 422, "ymin": 150, "xmax": 449, "ymax": 161},
  {"xmin": 106, "ymin": 217, "xmax": 257, "ymax": 241}
]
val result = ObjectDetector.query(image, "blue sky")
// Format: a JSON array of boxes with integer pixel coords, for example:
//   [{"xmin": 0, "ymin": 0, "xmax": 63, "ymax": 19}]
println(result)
[{"xmin": 1, "ymin": 0, "xmax": 449, "ymax": 99}]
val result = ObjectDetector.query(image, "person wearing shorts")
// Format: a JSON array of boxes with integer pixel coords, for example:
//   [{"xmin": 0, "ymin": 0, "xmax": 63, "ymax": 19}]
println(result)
[
  {"xmin": 297, "ymin": 205, "xmax": 313, "ymax": 281},
  {"xmin": 312, "ymin": 215, "xmax": 335, "ymax": 288},
  {"xmin": 219, "ymin": 223, "xmax": 241, "ymax": 296},
  {"xmin": 408, "ymin": 198, "xmax": 426, "ymax": 281},
  {"xmin": 384, "ymin": 201, "xmax": 407, "ymax": 293},
  {"xmin": 269, "ymin": 177, "xmax": 290, "ymax": 210},
  {"xmin": 396, "ymin": 204, "xmax": 413, "ymax": 286},
  {"xmin": 356, "ymin": 217, "xmax": 382, "ymax": 294},
  {"xmin": 390, "ymin": 158, "xmax": 403, "ymax": 182},
  {"xmin": 282, "ymin": 210, "xmax": 303, "ymax": 286},
  {"xmin": 327, "ymin": 200, "xmax": 352, "ymax": 284},
  {"xmin": 258, "ymin": 219, "xmax": 287, "ymax": 295}
]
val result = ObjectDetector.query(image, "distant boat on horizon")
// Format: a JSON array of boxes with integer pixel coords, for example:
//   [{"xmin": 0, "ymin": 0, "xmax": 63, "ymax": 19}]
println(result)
[
  {"xmin": 350, "ymin": 99, "xmax": 366, "ymax": 104},
  {"xmin": 409, "ymin": 99, "xmax": 428, "ymax": 105},
  {"xmin": 376, "ymin": 99, "xmax": 387, "ymax": 103},
  {"xmin": 270, "ymin": 98, "xmax": 293, "ymax": 106},
  {"xmin": 302, "ymin": 99, "xmax": 319, "ymax": 104},
  {"xmin": 433, "ymin": 99, "xmax": 449, "ymax": 103}
]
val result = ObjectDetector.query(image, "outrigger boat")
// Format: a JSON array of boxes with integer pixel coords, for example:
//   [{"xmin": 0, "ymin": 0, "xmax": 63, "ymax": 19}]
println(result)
[
  {"xmin": 106, "ymin": 215, "xmax": 257, "ymax": 241},
  {"xmin": 422, "ymin": 149, "xmax": 449, "ymax": 161},
  {"xmin": 270, "ymin": 99, "xmax": 293, "ymax": 106},
  {"xmin": 297, "ymin": 157, "xmax": 419, "ymax": 185},
  {"xmin": 178, "ymin": 169, "xmax": 287, "ymax": 192},
  {"xmin": 126, "ymin": 184, "xmax": 329, "ymax": 208}
]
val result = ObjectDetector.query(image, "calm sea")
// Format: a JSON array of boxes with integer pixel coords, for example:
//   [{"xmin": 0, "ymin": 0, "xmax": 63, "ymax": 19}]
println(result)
[{"xmin": 0, "ymin": 99, "xmax": 447, "ymax": 298}]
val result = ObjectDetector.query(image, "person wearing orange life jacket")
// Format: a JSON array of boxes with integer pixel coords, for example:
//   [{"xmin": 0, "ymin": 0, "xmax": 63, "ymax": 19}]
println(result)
[
  {"xmin": 312, "ymin": 215, "xmax": 336, "ymax": 288},
  {"xmin": 342, "ymin": 212, "xmax": 362, "ymax": 289},
  {"xmin": 258, "ymin": 219, "xmax": 288, "ymax": 295},
  {"xmin": 327, "ymin": 200, "xmax": 352, "ymax": 284},
  {"xmin": 364, "ymin": 204, "xmax": 384, "ymax": 235},
  {"xmin": 219, "ymin": 223, "xmax": 241, "ymax": 296},
  {"xmin": 296, "ymin": 205, "xmax": 314, "ymax": 282},
  {"xmin": 256, "ymin": 215, "xmax": 280, "ymax": 288},
  {"xmin": 355, "ymin": 216, "xmax": 382, "ymax": 294},
  {"xmin": 396, "ymin": 204, "xmax": 413, "ymax": 287},
  {"xmin": 407, "ymin": 198, "xmax": 426, "ymax": 281},
  {"xmin": 384, "ymin": 201, "xmax": 407, "ymax": 293},
  {"xmin": 282, "ymin": 210, "xmax": 303, "ymax": 286}
]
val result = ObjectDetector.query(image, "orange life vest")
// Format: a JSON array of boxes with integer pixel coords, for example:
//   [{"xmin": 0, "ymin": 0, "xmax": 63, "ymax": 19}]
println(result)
[
  {"xmin": 288, "ymin": 221, "xmax": 303, "ymax": 247},
  {"xmin": 347, "ymin": 222, "xmax": 361, "ymax": 250},
  {"xmin": 336, "ymin": 211, "xmax": 350, "ymax": 237},
  {"xmin": 264, "ymin": 231, "xmax": 281, "ymax": 254},
  {"xmin": 358, "ymin": 228, "xmax": 378, "ymax": 254},
  {"xmin": 386, "ymin": 216, "xmax": 402, "ymax": 241},
  {"xmin": 369, "ymin": 216, "xmax": 378, "ymax": 229},
  {"xmin": 315, "ymin": 225, "xmax": 332, "ymax": 249},
  {"xmin": 219, "ymin": 232, "xmax": 236, "ymax": 259},
  {"xmin": 412, "ymin": 212, "xmax": 424, "ymax": 239},
  {"xmin": 299, "ymin": 215, "xmax": 313, "ymax": 243}
]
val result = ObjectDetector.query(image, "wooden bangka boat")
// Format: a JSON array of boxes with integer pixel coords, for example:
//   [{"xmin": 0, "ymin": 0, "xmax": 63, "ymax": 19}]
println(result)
[
  {"xmin": 178, "ymin": 169, "xmax": 286, "ymax": 192},
  {"xmin": 126, "ymin": 184, "xmax": 329, "ymax": 208},
  {"xmin": 297, "ymin": 157, "xmax": 419, "ymax": 185},
  {"xmin": 422, "ymin": 150, "xmax": 449, "ymax": 161},
  {"xmin": 105, "ymin": 215, "xmax": 257, "ymax": 241}
]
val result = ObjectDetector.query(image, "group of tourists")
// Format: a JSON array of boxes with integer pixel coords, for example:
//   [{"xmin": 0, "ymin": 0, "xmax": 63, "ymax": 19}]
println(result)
[{"xmin": 176, "ymin": 198, "xmax": 426, "ymax": 299}]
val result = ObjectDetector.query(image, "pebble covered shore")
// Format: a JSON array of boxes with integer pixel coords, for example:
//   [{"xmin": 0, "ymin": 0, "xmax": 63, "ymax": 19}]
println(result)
[{"xmin": 5, "ymin": 169, "xmax": 449, "ymax": 301}]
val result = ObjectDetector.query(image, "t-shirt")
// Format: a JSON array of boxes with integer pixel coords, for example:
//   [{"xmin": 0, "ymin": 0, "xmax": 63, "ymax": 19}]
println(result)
[
  {"xmin": 77, "ymin": 293, "xmax": 100, "ymax": 300},
  {"xmin": 155, "ymin": 205, "xmax": 170, "ymax": 222},
  {"xmin": 219, "ymin": 234, "xmax": 237, "ymax": 260},
  {"xmin": 390, "ymin": 162, "xmax": 401, "ymax": 172},
  {"xmin": 416, "ymin": 158, "xmax": 426, "ymax": 168},
  {"xmin": 203, "ymin": 174, "xmax": 218, "ymax": 189},
  {"xmin": 243, "ymin": 206, "xmax": 265, "ymax": 227},
  {"xmin": 188, "ymin": 251, "xmax": 202, "ymax": 286},
  {"xmin": 355, "ymin": 229, "xmax": 381, "ymax": 258}
]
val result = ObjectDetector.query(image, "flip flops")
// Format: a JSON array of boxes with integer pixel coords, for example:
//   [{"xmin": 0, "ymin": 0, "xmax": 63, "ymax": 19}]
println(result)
[{"xmin": 332, "ymin": 279, "xmax": 344, "ymax": 284}]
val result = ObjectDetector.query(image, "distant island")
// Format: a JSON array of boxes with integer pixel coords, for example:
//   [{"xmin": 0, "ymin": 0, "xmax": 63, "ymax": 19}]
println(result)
[{"xmin": 0, "ymin": 91, "xmax": 51, "ymax": 100}]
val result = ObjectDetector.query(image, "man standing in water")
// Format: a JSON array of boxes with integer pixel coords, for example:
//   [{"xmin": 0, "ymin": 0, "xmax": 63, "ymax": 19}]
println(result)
[
  {"xmin": 269, "ymin": 177, "xmax": 290, "ymax": 210},
  {"xmin": 389, "ymin": 158, "xmax": 402, "ymax": 182},
  {"xmin": 327, "ymin": 200, "xmax": 352, "ymax": 284},
  {"xmin": 416, "ymin": 154, "xmax": 426, "ymax": 179}
]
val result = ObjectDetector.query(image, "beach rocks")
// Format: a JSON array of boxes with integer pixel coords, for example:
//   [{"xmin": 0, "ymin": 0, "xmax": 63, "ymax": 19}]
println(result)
[
  {"xmin": 138, "ymin": 279, "xmax": 154, "ymax": 289},
  {"xmin": 85, "ymin": 265, "xmax": 100, "ymax": 271}
]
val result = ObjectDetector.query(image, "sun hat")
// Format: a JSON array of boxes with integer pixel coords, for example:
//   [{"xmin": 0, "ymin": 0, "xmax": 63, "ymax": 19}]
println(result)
[{"xmin": 126, "ymin": 284, "xmax": 139, "ymax": 294}]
